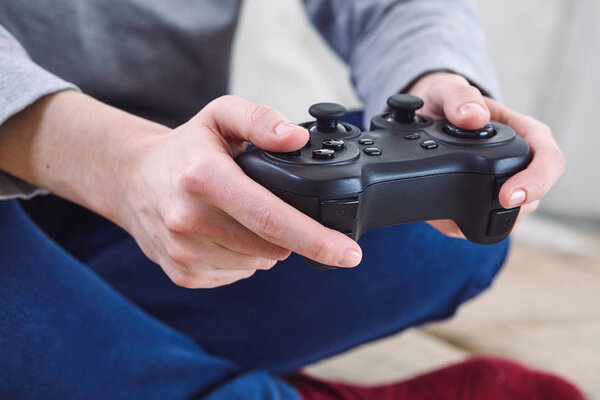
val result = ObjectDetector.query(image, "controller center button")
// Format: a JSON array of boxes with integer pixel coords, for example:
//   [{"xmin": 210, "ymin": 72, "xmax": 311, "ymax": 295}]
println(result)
[
  {"xmin": 443, "ymin": 123, "xmax": 496, "ymax": 139},
  {"xmin": 404, "ymin": 132, "xmax": 421, "ymax": 140},
  {"xmin": 312, "ymin": 148, "xmax": 335, "ymax": 159},
  {"xmin": 420, "ymin": 140, "xmax": 438, "ymax": 149},
  {"xmin": 322, "ymin": 139, "xmax": 345, "ymax": 150},
  {"xmin": 359, "ymin": 138, "xmax": 374, "ymax": 145},
  {"xmin": 364, "ymin": 147, "xmax": 382, "ymax": 156},
  {"xmin": 487, "ymin": 208, "xmax": 520, "ymax": 237}
]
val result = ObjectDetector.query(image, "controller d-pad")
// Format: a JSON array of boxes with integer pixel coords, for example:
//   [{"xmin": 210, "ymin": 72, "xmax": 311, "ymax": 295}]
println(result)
[
  {"xmin": 443, "ymin": 123, "xmax": 496, "ymax": 139},
  {"xmin": 322, "ymin": 139, "xmax": 345, "ymax": 150},
  {"xmin": 404, "ymin": 132, "xmax": 420, "ymax": 140},
  {"xmin": 359, "ymin": 138, "xmax": 374, "ymax": 145},
  {"xmin": 312, "ymin": 148, "xmax": 335, "ymax": 159}
]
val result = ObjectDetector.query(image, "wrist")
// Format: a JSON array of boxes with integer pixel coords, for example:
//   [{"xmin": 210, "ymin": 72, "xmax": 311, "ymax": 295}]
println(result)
[
  {"xmin": 0, "ymin": 90, "xmax": 170, "ymax": 224},
  {"xmin": 106, "ymin": 124, "xmax": 170, "ymax": 228}
]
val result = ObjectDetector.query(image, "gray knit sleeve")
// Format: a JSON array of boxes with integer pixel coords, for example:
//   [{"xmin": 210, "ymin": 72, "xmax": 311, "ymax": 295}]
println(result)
[
  {"xmin": 303, "ymin": 0, "xmax": 500, "ymax": 125},
  {"xmin": 0, "ymin": 25, "xmax": 79, "ymax": 199}
]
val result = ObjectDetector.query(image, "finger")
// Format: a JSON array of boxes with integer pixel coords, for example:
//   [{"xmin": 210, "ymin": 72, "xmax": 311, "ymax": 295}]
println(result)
[
  {"xmin": 184, "ymin": 159, "xmax": 363, "ymax": 268},
  {"xmin": 485, "ymin": 98, "xmax": 565, "ymax": 208},
  {"xmin": 420, "ymin": 74, "xmax": 490, "ymax": 130},
  {"xmin": 163, "ymin": 203, "xmax": 291, "ymax": 260},
  {"xmin": 167, "ymin": 267, "xmax": 256, "ymax": 289},
  {"xmin": 427, "ymin": 219, "xmax": 466, "ymax": 239},
  {"xmin": 198, "ymin": 95, "xmax": 309, "ymax": 152},
  {"xmin": 166, "ymin": 233, "xmax": 280, "ymax": 271}
]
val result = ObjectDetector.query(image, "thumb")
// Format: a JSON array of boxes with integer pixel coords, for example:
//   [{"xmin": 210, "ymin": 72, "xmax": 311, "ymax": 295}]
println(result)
[
  {"xmin": 421, "ymin": 74, "xmax": 491, "ymax": 130},
  {"xmin": 198, "ymin": 95, "xmax": 309, "ymax": 152}
]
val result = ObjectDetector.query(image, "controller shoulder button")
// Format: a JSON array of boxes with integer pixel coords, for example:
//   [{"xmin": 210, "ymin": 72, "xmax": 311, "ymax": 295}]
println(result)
[{"xmin": 487, "ymin": 208, "xmax": 520, "ymax": 237}]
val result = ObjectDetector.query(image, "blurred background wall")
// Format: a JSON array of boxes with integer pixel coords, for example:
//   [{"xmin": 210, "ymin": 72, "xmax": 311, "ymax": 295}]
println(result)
[{"xmin": 230, "ymin": 0, "xmax": 600, "ymax": 228}]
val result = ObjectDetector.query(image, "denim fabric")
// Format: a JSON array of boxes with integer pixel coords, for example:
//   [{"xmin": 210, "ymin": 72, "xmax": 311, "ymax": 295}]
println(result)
[{"xmin": 0, "ymin": 200, "xmax": 299, "ymax": 399}]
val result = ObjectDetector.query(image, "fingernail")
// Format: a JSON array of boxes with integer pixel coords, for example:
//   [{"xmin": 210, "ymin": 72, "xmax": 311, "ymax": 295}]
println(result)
[
  {"xmin": 339, "ymin": 248, "xmax": 361, "ymax": 267},
  {"xmin": 508, "ymin": 189, "xmax": 527, "ymax": 208},
  {"xmin": 458, "ymin": 102, "xmax": 486, "ymax": 116},
  {"xmin": 275, "ymin": 121, "xmax": 302, "ymax": 136}
]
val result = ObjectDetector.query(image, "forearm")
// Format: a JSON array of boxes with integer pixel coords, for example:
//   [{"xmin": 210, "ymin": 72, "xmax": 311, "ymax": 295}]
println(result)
[
  {"xmin": 304, "ymin": 0, "xmax": 499, "ymax": 121},
  {"xmin": 0, "ymin": 90, "xmax": 168, "ymax": 222}
]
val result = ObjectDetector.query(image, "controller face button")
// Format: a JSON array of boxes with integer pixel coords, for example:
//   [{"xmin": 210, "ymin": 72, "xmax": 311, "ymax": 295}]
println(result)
[
  {"xmin": 404, "ymin": 132, "xmax": 421, "ymax": 140},
  {"xmin": 364, "ymin": 147, "xmax": 382, "ymax": 156},
  {"xmin": 443, "ymin": 123, "xmax": 496, "ymax": 139},
  {"xmin": 312, "ymin": 148, "xmax": 335, "ymax": 159},
  {"xmin": 487, "ymin": 208, "xmax": 520, "ymax": 236},
  {"xmin": 322, "ymin": 139, "xmax": 345, "ymax": 150},
  {"xmin": 359, "ymin": 138, "xmax": 374, "ymax": 145},
  {"xmin": 420, "ymin": 140, "xmax": 438, "ymax": 149}
]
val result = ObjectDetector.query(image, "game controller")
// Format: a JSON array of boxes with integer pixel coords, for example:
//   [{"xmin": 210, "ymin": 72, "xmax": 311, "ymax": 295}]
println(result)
[{"xmin": 236, "ymin": 94, "xmax": 531, "ymax": 269}]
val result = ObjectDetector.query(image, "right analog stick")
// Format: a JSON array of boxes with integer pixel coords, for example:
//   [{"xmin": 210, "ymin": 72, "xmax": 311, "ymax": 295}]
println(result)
[{"xmin": 387, "ymin": 94, "xmax": 424, "ymax": 124}]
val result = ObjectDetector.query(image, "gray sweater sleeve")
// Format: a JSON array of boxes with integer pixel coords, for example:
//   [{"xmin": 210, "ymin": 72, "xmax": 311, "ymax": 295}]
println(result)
[
  {"xmin": 0, "ymin": 25, "xmax": 78, "ymax": 199},
  {"xmin": 303, "ymin": 0, "xmax": 500, "ymax": 125}
]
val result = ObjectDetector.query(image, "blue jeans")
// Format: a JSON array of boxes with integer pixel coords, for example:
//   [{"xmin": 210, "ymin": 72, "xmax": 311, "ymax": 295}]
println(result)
[{"xmin": 0, "ymin": 195, "xmax": 508, "ymax": 399}]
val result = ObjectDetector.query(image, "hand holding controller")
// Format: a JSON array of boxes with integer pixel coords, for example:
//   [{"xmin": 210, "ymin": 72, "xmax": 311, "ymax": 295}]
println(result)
[{"xmin": 236, "ymin": 94, "xmax": 531, "ymax": 269}]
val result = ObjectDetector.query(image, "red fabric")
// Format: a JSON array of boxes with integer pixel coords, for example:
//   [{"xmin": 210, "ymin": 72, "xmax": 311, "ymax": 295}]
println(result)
[{"xmin": 286, "ymin": 356, "xmax": 585, "ymax": 400}]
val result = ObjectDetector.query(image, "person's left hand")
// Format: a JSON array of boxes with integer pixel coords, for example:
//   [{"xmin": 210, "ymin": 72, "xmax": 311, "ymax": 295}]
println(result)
[{"xmin": 407, "ymin": 71, "xmax": 565, "ymax": 238}]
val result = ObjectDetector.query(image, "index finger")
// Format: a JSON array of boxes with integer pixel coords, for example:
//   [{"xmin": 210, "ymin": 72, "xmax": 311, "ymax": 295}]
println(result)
[
  {"xmin": 185, "ymin": 158, "xmax": 363, "ymax": 268},
  {"xmin": 485, "ymin": 98, "xmax": 565, "ymax": 209}
]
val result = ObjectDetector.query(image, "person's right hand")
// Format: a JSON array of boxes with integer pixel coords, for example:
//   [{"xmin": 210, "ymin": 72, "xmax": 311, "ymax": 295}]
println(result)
[{"xmin": 114, "ymin": 95, "xmax": 363, "ymax": 288}]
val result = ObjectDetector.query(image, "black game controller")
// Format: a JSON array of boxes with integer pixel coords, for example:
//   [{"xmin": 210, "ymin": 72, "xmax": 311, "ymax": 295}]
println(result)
[{"xmin": 236, "ymin": 94, "xmax": 531, "ymax": 269}]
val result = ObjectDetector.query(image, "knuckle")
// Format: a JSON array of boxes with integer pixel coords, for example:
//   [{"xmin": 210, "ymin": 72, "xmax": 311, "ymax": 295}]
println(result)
[
  {"xmin": 455, "ymin": 85, "xmax": 483, "ymax": 100},
  {"xmin": 255, "ymin": 258, "xmax": 277, "ymax": 270},
  {"xmin": 246, "ymin": 104, "xmax": 279, "ymax": 131},
  {"xmin": 178, "ymin": 160, "xmax": 215, "ymax": 197},
  {"xmin": 554, "ymin": 147, "xmax": 566, "ymax": 175},
  {"xmin": 309, "ymin": 238, "xmax": 335, "ymax": 265},
  {"xmin": 209, "ymin": 95, "xmax": 239, "ymax": 111},
  {"xmin": 529, "ymin": 179, "xmax": 547, "ymax": 199},
  {"xmin": 163, "ymin": 206, "xmax": 193, "ymax": 234},
  {"xmin": 271, "ymin": 246, "xmax": 292, "ymax": 261},
  {"xmin": 431, "ymin": 73, "xmax": 468, "ymax": 90},
  {"xmin": 169, "ymin": 269, "xmax": 199, "ymax": 289},
  {"xmin": 252, "ymin": 207, "xmax": 283, "ymax": 240},
  {"xmin": 165, "ymin": 241, "xmax": 193, "ymax": 265}
]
